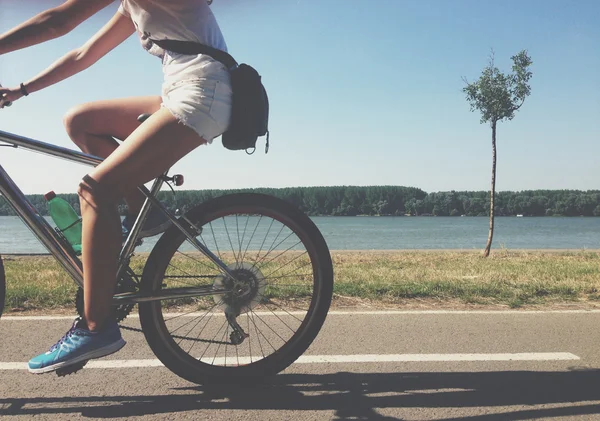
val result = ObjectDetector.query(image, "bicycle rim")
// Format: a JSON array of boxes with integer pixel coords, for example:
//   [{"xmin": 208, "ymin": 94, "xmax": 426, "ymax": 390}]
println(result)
[{"xmin": 139, "ymin": 193, "xmax": 333, "ymax": 382}]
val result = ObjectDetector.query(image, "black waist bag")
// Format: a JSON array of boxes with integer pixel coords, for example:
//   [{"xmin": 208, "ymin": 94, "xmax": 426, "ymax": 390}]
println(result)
[{"xmin": 152, "ymin": 39, "xmax": 269, "ymax": 154}]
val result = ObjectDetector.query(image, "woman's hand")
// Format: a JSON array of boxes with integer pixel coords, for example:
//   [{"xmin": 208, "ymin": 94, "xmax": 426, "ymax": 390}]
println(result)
[{"xmin": 0, "ymin": 86, "xmax": 24, "ymax": 108}]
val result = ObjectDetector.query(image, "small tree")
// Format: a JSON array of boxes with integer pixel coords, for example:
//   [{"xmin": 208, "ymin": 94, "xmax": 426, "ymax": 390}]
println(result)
[{"xmin": 463, "ymin": 49, "xmax": 533, "ymax": 257}]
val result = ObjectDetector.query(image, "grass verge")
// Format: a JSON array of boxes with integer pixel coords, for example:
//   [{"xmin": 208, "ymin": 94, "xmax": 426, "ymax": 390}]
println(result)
[{"xmin": 2, "ymin": 250, "xmax": 600, "ymax": 313}]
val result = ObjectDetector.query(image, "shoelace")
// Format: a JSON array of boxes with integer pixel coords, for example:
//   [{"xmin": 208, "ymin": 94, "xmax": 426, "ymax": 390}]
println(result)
[{"xmin": 48, "ymin": 325, "xmax": 79, "ymax": 352}]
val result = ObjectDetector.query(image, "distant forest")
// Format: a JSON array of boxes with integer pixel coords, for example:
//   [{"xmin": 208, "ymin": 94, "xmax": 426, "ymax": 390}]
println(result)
[{"xmin": 1, "ymin": 186, "xmax": 600, "ymax": 217}]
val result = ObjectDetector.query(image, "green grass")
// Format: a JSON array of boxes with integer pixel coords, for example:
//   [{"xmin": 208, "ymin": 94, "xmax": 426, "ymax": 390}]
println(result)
[
  {"xmin": 330, "ymin": 250, "xmax": 600, "ymax": 307},
  {"xmin": 2, "ymin": 250, "xmax": 600, "ymax": 313}
]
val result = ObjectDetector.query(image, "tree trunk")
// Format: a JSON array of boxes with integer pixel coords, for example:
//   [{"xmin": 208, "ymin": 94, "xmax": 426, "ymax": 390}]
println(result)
[{"xmin": 483, "ymin": 121, "xmax": 497, "ymax": 257}]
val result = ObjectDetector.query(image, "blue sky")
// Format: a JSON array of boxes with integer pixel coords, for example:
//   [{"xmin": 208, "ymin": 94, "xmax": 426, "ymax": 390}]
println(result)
[{"xmin": 0, "ymin": 0, "xmax": 598, "ymax": 194}]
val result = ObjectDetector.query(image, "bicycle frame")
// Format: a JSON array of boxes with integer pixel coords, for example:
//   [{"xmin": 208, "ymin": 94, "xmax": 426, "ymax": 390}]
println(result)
[{"xmin": 0, "ymin": 129, "xmax": 235, "ymax": 305}]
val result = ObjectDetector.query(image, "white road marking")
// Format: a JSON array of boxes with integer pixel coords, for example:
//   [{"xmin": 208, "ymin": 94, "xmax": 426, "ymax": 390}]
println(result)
[
  {"xmin": 3, "ymin": 309, "xmax": 600, "ymax": 321},
  {"xmin": 0, "ymin": 352, "xmax": 579, "ymax": 370},
  {"xmin": 296, "ymin": 353, "xmax": 580, "ymax": 363}
]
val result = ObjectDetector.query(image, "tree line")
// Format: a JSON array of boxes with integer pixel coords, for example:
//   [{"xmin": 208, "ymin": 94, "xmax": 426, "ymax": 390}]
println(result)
[{"xmin": 1, "ymin": 186, "xmax": 599, "ymax": 217}]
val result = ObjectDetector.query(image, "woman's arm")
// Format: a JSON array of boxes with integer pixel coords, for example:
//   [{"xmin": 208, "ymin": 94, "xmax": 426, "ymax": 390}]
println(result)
[
  {"xmin": 0, "ymin": 0, "xmax": 114, "ymax": 56},
  {"xmin": 1, "ymin": 11, "xmax": 135, "ymax": 107}
]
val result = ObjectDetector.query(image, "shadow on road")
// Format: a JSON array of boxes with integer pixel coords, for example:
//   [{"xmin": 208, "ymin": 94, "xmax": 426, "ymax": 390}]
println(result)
[{"xmin": 2, "ymin": 368, "xmax": 600, "ymax": 420}]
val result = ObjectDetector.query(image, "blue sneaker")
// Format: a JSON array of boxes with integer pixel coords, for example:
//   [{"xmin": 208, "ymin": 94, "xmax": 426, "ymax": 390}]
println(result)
[
  {"xmin": 122, "ymin": 206, "xmax": 171, "ymax": 240},
  {"xmin": 28, "ymin": 317, "xmax": 126, "ymax": 374}
]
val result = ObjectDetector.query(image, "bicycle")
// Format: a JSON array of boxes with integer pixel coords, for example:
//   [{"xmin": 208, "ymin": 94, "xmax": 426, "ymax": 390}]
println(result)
[{"xmin": 0, "ymin": 113, "xmax": 334, "ymax": 384}]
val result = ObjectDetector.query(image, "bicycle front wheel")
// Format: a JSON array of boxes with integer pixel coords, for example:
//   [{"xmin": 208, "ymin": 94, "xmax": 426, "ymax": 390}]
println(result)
[{"xmin": 138, "ymin": 193, "xmax": 333, "ymax": 384}]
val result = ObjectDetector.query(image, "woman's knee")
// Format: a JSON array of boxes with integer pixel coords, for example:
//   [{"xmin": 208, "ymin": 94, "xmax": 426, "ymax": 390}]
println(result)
[
  {"xmin": 77, "ymin": 175, "xmax": 120, "ymax": 212},
  {"xmin": 63, "ymin": 104, "xmax": 90, "ymax": 140}
]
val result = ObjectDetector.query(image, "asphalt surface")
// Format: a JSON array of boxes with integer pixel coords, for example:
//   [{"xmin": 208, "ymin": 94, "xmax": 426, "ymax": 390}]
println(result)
[{"xmin": 2, "ymin": 309, "xmax": 600, "ymax": 420}]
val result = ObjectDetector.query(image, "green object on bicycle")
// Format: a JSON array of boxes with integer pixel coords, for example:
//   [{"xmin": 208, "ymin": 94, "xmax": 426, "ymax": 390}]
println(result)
[{"xmin": 44, "ymin": 191, "xmax": 82, "ymax": 255}]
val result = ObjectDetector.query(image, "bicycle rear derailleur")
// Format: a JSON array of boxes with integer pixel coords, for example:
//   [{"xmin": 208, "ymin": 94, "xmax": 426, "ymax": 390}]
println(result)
[
  {"xmin": 226, "ymin": 311, "xmax": 249, "ymax": 345},
  {"xmin": 214, "ymin": 262, "xmax": 268, "ymax": 345}
]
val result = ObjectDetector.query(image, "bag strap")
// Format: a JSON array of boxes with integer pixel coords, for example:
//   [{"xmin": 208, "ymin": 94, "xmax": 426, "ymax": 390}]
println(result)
[{"xmin": 151, "ymin": 39, "xmax": 238, "ymax": 70}]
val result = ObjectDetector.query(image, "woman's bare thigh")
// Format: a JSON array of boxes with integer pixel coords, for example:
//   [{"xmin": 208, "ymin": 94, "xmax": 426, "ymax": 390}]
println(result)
[
  {"xmin": 64, "ymin": 96, "xmax": 162, "ymax": 142},
  {"xmin": 83, "ymin": 108, "xmax": 209, "ymax": 201}
]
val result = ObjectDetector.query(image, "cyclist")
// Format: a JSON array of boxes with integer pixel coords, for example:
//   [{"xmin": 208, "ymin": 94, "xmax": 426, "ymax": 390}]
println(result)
[{"xmin": 0, "ymin": 0, "xmax": 232, "ymax": 374}]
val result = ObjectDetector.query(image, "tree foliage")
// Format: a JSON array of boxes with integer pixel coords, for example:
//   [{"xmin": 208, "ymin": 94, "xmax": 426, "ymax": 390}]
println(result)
[
  {"xmin": 1, "ymin": 187, "xmax": 598, "ymax": 217},
  {"xmin": 463, "ymin": 49, "xmax": 533, "ymax": 126}
]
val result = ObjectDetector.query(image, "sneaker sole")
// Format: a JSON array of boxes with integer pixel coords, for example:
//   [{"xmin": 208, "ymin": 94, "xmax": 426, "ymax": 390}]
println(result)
[{"xmin": 28, "ymin": 338, "xmax": 126, "ymax": 374}]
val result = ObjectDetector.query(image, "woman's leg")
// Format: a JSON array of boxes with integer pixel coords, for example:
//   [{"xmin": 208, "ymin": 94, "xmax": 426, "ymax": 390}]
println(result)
[
  {"xmin": 64, "ymin": 96, "xmax": 162, "ymax": 214},
  {"xmin": 27, "ymin": 107, "xmax": 209, "ymax": 374},
  {"xmin": 78, "ymin": 108, "xmax": 209, "ymax": 330}
]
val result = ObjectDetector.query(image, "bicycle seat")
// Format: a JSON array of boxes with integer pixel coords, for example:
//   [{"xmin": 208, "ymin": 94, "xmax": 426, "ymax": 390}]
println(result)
[{"xmin": 137, "ymin": 113, "xmax": 153, "ymax": 123}]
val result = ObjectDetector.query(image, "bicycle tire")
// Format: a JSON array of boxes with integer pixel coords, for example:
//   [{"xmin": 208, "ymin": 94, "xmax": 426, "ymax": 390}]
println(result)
[
  {"xmin": 138, "ymin": 193, "xmax": 333, "ymax": 384},
  {"xmin": 0, "ymin": 256, "xmax": 5, "ymax": 318}
]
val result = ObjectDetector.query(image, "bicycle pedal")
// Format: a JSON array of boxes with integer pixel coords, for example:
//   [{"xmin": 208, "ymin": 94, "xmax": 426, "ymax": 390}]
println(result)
[{"xmin": 56, "ymin": 360, "xmax": 88, "ymax": 377}]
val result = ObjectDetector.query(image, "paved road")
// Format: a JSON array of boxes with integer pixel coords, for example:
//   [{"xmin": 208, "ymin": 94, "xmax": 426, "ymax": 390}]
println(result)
[{"xmin": 2, "ymin": 309, "xmax": 600, "ymax": 420}]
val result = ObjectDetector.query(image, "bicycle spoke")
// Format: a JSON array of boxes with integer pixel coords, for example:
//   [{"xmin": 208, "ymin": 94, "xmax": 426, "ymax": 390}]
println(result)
[
  {"xmin": 249, "ymin": 311, "xmax": 271, "ymax": 357},
  {"xmin": 225, "ymin": 324, "xmax": 229, "ymax": 366},
  {"xmin": 261, "ymin": 273, "xmax": 311, "ymax": 281},
  {"xmin": 173, "ymin": 312, "xmax": 211, "ymax": 342},
  {"xmin": 253, "ymin": 218, "xmax": 275, "ymax": 265},
  {"xmin": 250, "ymin": 309, "xmax": 287, "ymax": 344},
  {"xmin": 165, "ymin": 262, "xmax": 218, "ymax": 288},
  {"xmin": 250, "ymin": 229, "xmax": 295, "ymax": 271},
  {"xmin": 251, "ymin": 223, "xmax": 286, "ymax": 269},
  {"xmin": 236, "ymin": 330, "xmax": 241, "ymax": 366},
  {"xmin": 256, "ymin": 239, "xmax": 303, "ymax": 269},
  {"xmin": 262, "ymin": 252, "xmax": 311, "ymax": 279},
  {"xmin": 265, "ymin": 283, "xmax": 312, "ymax": 288},
  {"xmin": 235, "ymin": 214, "xmax": 242, "ymax": 263},
  {"xmin": 211, "ymin": 323, "xmax": 229, "ymax": 365},
  {"xmin": 171, "ymin": 299, "xmax": 224, "ymax": 347},
  {"xmin": 188, "ymin": 302, "xmax": 227, "ymax": 355},
  {"xmin": 256, "ymin": 295, "xmax": 311, "ymax": 312},
  {"xmin": 246, "ymin": 313, "xmax": 252, "ymax": 364},
  {"xmin": 173, "ymin": 250, "xmax": 221, "ymax": 277},
  {"xmin": 200, "ymin": 318, "xmax": 228, "ymax": 361},
  {"xmin": 263, "ymin": 272, "xmax": 313, "ymax": 288},
  {"xmin": 241, "ymin": 215, "xmax": 263, "ymax": 264},
  {"xmin": 255, "ymin": 294, "xmax": 306, "ymax": 323},
  {"xmin": 208, "ymin": 222, "xmax": 223, "ymax": 261},
  {"xmin": 222, "ymin": 217, "xmax": 239, "ymax": 264},
  {"xmin": 164, "ymin": 306, "xmax": 215, "ymax": 325},
  {"xmin": 261, "ymin": 303, "xmax": 297, "ymax": 333}
]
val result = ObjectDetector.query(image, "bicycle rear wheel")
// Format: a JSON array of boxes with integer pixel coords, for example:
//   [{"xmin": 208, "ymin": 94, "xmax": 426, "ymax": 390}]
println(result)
[
  {"xmin": 138, "ymin": 193, "xmax": 333, "ymax": 384},
  {"xmin": 0, "ymin": 256, "xmax": 5, "ymax": 318}
]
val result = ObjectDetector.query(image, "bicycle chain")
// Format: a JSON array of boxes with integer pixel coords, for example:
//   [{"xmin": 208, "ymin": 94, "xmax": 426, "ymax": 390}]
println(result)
[
  {"xmin": 117, "ymin": 323, "xmax": 143, "ymax": 334},
  {"xmin": 75, "ymin": 268, "xmax": 139, "ymax": 324}
]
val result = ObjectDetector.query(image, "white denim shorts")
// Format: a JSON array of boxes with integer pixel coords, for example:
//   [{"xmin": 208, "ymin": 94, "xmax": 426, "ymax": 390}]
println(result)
[{"xmin": 160, "ymin": 54, "xmax": 232, "ymax": 143}]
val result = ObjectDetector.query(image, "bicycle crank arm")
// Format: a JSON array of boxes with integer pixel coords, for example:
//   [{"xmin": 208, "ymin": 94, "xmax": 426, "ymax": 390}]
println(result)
[{"xmin": 112, "ymin": 287, "xmax": 229, "ymax": 304}]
